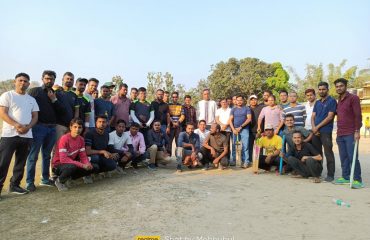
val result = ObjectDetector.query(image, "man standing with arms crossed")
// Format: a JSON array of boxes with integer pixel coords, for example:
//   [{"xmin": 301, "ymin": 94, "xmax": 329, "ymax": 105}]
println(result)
[
  {"xmin": 197, "ymin": 89, "xmax": 217, "ymax": 130},
  {"xmin": 311, "ymin": 82, "xmax": 336, "ymax": 182}
]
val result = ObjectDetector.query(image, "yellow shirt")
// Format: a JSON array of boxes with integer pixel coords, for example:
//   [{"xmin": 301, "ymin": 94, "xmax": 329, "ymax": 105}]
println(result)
[
  {"xmin": 365, "ymin": 119, "xmax": 370, "ymax": 128},
  {"xmin": 258, "ymin": 135, "xmax": 283, "ymax": 155}
]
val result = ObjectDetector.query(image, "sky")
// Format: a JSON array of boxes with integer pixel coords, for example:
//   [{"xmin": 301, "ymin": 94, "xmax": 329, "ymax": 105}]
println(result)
[{"xmin": 0, "ymin": 0, "xmax": 369, "ymax": 88}]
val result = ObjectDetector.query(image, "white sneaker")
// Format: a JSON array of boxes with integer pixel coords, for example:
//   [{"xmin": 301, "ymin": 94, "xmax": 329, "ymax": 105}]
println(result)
[{"xmin": 55, "ymin": 178, "xmax": 69, "ymax": 191}]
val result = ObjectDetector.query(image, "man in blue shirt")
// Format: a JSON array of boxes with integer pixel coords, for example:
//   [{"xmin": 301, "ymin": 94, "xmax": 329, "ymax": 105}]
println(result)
[
  {"xmin": 176, "ymin": 123, "xmax": 201, "ymax": 172},
  {"xmin": 94, "ymin": 84, "xmax": 115, "ymax": 129},
  {"xmin": 230, "ymin": 95, "xmax": 252, "ymax": 168},
  {"xmin": 311, "ymin": 82, "xmax": 337, "ymax": 182}
]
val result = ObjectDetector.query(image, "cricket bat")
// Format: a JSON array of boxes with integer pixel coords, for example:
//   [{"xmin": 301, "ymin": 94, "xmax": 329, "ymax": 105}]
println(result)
[{"xmin": 252, "ymin": 138, "xmax": 261, "ymax": 174}]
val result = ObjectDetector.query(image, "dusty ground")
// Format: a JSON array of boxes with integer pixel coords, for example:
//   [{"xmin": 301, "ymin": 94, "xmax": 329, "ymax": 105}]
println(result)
[{"xmin": 0, "ymin": 136, "xmax": 370, "ymax": 240}]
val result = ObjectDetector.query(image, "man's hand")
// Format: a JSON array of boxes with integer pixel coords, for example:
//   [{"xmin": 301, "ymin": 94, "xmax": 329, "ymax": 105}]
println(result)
[
  {"xmin": 355, "ymin": 131, "xmax": 360, "ymax": 141},
  {"xmin": 111, "ymin": 153, "xmax": 120, "ymax": 160},
  {"xmin": 101, "ymin": 150, "xmax": 112, "ymax": 159},
  {"xmin": 312, "ymin": 126, "xmax": 318, "ymax": 134},
  {"xmin": 166, "ymin": 127, "xmax": 170, "ymax": 135},
  {"xmin": 265, "ymin": 155, "xmax": 272, "ymax": 164},
  {"xmin": 210, "ymin": 148, "xmax": 217, "ymax": 158},
  {"xmin": 274, "ymin": 129, "xmax": 279, "ymax": 135},
  {"xmin": 47, "ymin": 90, "xmax": 57, "ymax": 102},
  {"xmin": 301, "ymin": 156, "xmax": 308, "ymax": 162},
  {"xmin": 83, "ymin": 164, "xmax": 93, "ymax": 170},
  {"xmin": 279, "ymin": 151, "xmax": 285, "ymax": 158}
]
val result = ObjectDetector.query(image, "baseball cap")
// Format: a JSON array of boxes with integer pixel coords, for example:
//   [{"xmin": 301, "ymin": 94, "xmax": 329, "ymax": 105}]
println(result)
[
  {"xmin": 249, "ymin": 94, "xmax": 257, "ymax": 100},
  {"xmin": 265, "ymin": 124, "xmax": 274, "ymax": 130}
]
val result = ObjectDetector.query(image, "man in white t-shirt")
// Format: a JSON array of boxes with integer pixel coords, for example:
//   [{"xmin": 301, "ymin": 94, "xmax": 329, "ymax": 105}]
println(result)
[
  {"xmin": 108, "ymin": 119, "xmax": 133, "ymax": 172},
  {"xmin": 215, "ymin": 98, "xmax": 231, "ymax": 157},
  {"xmin": 0, "ymin": 73, "xmax": 39, "ymax": 198},
  {"xmin": 304, "ymin": 88, "xmax": 316, "ymax": 130},
  {"xmin": 197, "ymin": 89, "xmax": 217, "ymax": 130},
  {"xmin": 194, "ymin": 120, "xmax": 210, "ymax": 146},
  {"xmin": 84, "ymin": 78, "xmax": 99, "ymax": 128}
]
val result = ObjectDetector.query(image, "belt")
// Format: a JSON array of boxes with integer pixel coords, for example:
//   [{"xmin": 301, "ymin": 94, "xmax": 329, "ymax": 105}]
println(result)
[{"xmin": 38, "ymin": 122, "xmax": 56, "ymax": 128}]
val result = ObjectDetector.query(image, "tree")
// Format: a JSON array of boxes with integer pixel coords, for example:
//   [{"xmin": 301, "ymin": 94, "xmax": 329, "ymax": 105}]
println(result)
[
  {"xmin": 266, "ymin": 62, "xmax": 290, "ymax": 96},
  {"xmin": 146, "ymin": 72, "xmax": 176, "ymax": 102},
  {"xmin": 111, "ymin": 75, "xmax": 124, "ymax": 95},
  {"xmin": 0, "ymin": 79, "xmax": 14, "ymax": 95}
]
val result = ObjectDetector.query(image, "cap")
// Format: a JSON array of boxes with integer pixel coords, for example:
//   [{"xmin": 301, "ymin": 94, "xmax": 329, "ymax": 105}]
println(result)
[
  {"xmin": 249, "ymin": 94, "xmax": 257, "ymax": 100},
  {"xmin": 265, "ymin": 124, "xmax": 274, "ymax": 130},
  {"xmin": 103, "ymin": 82, "xmax": 115, "ymax": 88}
]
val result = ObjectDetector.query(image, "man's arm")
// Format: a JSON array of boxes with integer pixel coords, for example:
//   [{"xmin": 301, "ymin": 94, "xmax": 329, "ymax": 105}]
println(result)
[{"xmin": 0, "ymin": 106, "xmax": 22, "ymax": 128}]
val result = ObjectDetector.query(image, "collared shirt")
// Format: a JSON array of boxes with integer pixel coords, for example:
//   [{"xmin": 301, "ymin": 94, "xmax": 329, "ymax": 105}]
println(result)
[
  {"xmin": 283, "ymin": 126, "xmax": 311, "ymax": 151},
  {"xmin": 259, "ymin": 105, "xmax": 284, "ymax": 130},
  {"xmin": 147, "ymin": 129, "xmax": 169, "ymax": 149},
  {"xmin": 183, "ymin": 104, "xmax": 197, "ymax": 127},
  {"xmin": 130, "ymin": 100, "xmax": 153, "ymax": 124},
  {"xmin": 95, "ymin": 98, "xmax": 115, "ymax": 122},
  {"xmin": 197, "ymin": 100, "xmax": 217, "ymax": 125},
  {"xmin": 111, "ymin": 95, "xmax": 131, "ymax": 125},
  {"xmin": 313, "ymin": 96, "xmax": 337, "ymax": 133},
  {"xmin": 28, "ymin": 85, "xmax": 66, "ymax": 124},
  {"xmin": 84, "ymin": 92, "xmax": 95, "ymax": 127},
  {"xmin": 178, "ymin": 131, "xmax": 200, "ymax": 151},
  {"xmin": 288, "ymin": 143, "xmax": 320, "ymax": 161},
  {"xmin": 304, "ymin": 101, "xmax": 315, "ymax": 130},
  {"xmin": 75, "ymin": 94, "xmax": 91, "ymax": 123},
  {"xmin": 204, "ymin": 133, "xmax": 228, "ymax": 153},
  {"xmin": 337, "ymin": 92, "xmax": 362, "ymax": 136},
  {"xmin": 126, "ymin": 131, "xmax": 146, "ymax": 154},
  {"xmin": 56, "ymin": 89, "xmax": 79, "ymax": 127},
  {"xmin": 151, "ymin": 100, "xmax": 169, "ymax": 125},
  {"xmin": 250, "ymin": 104, "xmax": 264, "ymax": 133},
  {"xmin": 258, "ymin": 135, "xmax": 283, "ymax": 155}
]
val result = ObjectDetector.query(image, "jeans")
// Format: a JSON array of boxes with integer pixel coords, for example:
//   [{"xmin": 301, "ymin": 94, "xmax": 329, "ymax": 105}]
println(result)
[
  {"xmin": 148, "ymin": 145, "xmax": 171, "ymax": 165},
  {"xmin": 248, "ymin": 131, "xmax": 257, "ymax": 164},
  {"xmin": 336, "ymin": 134, "xmax": 362, "ymax": 182},
  {"xmin": 231, "ymin": 128, "xmax": 250, "ymax": 165},
  {"xmin": 312, "ymin": 132, "xmax": 335, "ymax": 178},
  {"xmin": 0, "ymin": 137, "xmax": 32, "ymax": 191},
  {"xmin": 365, "ymin": 127, "xmax": 370, "ymax": 138},
  {"xmin": 89, "ymin": 155, "xmax": 117, "ymax": 173},
  {"xmin": 26, "ymin": 124, "xmax": 57, "ymax": 185},
  {"xmin": 288, "ymin": 156, "xmax": 323, "ymax": 178},
  {"xmin": 199, "ymin": 147, "xmax": 228, "ymax": 167}
]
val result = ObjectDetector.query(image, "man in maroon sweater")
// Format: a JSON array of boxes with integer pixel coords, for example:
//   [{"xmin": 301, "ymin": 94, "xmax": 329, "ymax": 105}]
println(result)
[{"xmin": 333, "ymin": 78, "xmax": 363, "ymax": 189}]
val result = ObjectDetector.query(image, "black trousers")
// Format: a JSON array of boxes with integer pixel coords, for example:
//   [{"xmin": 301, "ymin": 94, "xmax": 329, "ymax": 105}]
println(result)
[
  {"xmin": 287, "ymin": 156, "xmax": 323, "ymax": 178},
  {"xmin": 0, "ymin": 137, "xmax": 32, "ymax": 191},
  {"xmin": 248, "ymin": 131, "xmax": 257, "ymax": 164},
  {"xmin": 311, "ymin": 132, "xmax": 335, "ymax": 178},
  {"xmin": 199, "ymin": 147, "xmax": 229, "ymax": 167},
  {"xmin": 53, "ymin": 164, "xmax": 97, "ymax": 183},
  {"xmin": 168, "ymin": 126, "xmax": 182, "ymax": 155},
  {"xmin": 258, "ymin": 155, "xmax": 281, "ymax": 170}
]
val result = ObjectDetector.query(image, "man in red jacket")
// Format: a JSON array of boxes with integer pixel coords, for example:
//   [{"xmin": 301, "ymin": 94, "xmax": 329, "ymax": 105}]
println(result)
[{"xmin": 52, "ymin": 118, "xmax": 96, "ymax": 191}]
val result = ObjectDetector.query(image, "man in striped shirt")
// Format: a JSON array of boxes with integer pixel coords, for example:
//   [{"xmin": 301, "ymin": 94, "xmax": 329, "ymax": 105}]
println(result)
[
  {"xmin": 168, "ymin": 91, "xmax": 185, "ymax": 155},
  {"xmin": 283, "ymin": 91, "xmax": 306, "ymax": 127}
]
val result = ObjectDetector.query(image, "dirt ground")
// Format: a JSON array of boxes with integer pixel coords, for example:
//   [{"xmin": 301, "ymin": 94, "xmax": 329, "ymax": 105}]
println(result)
[{"xmin": 1, "ymin": 136, "xmax": 370, "ymax": 240}]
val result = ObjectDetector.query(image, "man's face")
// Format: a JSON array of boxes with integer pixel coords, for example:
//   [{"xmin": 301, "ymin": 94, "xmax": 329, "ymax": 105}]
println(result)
[
  {"xmin": 292, "ymin": 133, "xmax": 303, "ymax": 145},
  {"xmin": 153, "ymin": 122, "xmax": 161, "ymax": 131},
  {"xmin": 75, "ymin": 81, "xmax": 86, "ymax": 93},
  {"xmin": 172, "ymin": 94, "xmax": 179, "ymax": 103},
  {"xmin": 14, "ymin": 76, "xmax": 30, "ymax": 92},
  {"xmin": 335, "ymin": 82, "xmax": 347, "ymax": 95},
  {"xmin": 249, "ymin": 98, "xmax": 257, "ymax": 107},
  {"xmin": 265, "ymin": 129, "xmax": 274, "ymax": 137},
  {"xmin": 184, "ymin": 97, "xmax": 191, "ymax": 105},
  {"xmin": 202, "ymin": 90, "xmax": 210, "ymax": 101},
  {"xmin": 88, "ymin": 81, "xmax": 98, "ymax": 93},
  {"xmin": 130, "ymin": 126, "xmax": 139, "ymax": 136},
  {"xmin": 156, "ymin": 91, "xmax": 164, "ymax": 101},
  {"xmin": 236, "ymin": 97, "xmax": 243, "ymax": 107},
  {"xmin": 289, "ymin": 93, "xmax": 298, "ymax": 104},
  {"xmin": 186, "ymin": 124, "xmax": 194, "ymax": 134},
  {"xmin": 130, "ymin": 89, "xmax": 138, "ymax": 100},
  {"xmin": 115, "ymin": 122, "xmax": 126, "ymax": 134},
  {"xmin": 305, "ymin": 91, "xmax": 316, "ymax": 103},
  {"xmin": 42, "ymin": 74, "xmax": 55, "ymax": 88},
  {"xmin": 220, "ymin": 99, "xmax": 228, "ymax": 108},
  {"xmin": 318, "ymin": 86, "xmax": 328, "ymax": 98},
  {"xmin": 63, "ymin": 75, "xmax": 74, "ymax": 89},
  {"xmin": 119, "ymin": 87, "xmax": 128, "ymax": 97},
  {"xmin": 70, "ymin": 123, "xmax": 83, "ymax": 136},
  {"xmin": 279, "ymin": 92, "xmax": 288, "ymax": 103},
  {"xmin": 138, "ymin": 91, "xmax": 146, "ymax": 101},
  {"xmin": 163, "ymin": 93, "xmax": 169, "ymax": 102},
  {"xmin": 284, "ymin": 117, "xmax": 294, "ymax": 127},
  {"xmin": 267, "ymin": 97, "xmax": 275, "ymax": 106},
  {"xmin": 198, "ymin": 121, "xmax": 206, "ymax": 131},
  {"xmin": 210, "ymin": 124, "xmax": 218, "ymax": 134},
  {"xmin": 232, "ymin": 96, "xmax": 237, "ymax": 105},
  {"xmin": 100, "ymin": 87, "xmax": 110, "ymax": 98},
  {"xmin": 263, "ymin": 92, "xmax": 270, "ymax": 102},
  {"xmin": 227, "ymin": 98, "xmax": 232, "ymax": 106},
  {"xmin": 96, "ymin": 118, "xmax": 107, "ymax": 130}
]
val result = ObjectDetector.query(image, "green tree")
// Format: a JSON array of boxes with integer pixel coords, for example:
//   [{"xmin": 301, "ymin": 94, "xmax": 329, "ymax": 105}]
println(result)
[{"xmin": 266, "ymin": 62, "xmax": 290, "ymax": 96}]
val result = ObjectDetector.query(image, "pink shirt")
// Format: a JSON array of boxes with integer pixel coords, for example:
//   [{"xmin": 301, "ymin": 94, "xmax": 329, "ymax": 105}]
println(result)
[
  {"xmin": 123, "ymin": 131, "xmax": 146, "ymax": 155},
  {"xmin": 111, "ymin": 95, "xmax": 131, "ymax": 125},
  {"xmin": 258, "ymin": 106, "xmax": 283, "ymax": 130}
]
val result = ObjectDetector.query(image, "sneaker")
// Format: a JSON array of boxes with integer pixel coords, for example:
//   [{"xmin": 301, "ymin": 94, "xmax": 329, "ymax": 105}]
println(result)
[
  {"xmin": 247, "ymin": 163, "xmax": 253, "ymax": 168},
  {"xmin": 39, "ymin": 180, "xmax": 54, "ymax": 187},
  {"xmin": 54, "ymin": 178, "xmax": 68, "ymax": 191},
  {"xmin": 148, "ymin": 163, "xmax": 157, "ymax": 171},
  {"xmin": 26, "ymin": 183, "xmax": 36, "ymax": 192},
  {"xmin": 116, "ymin": 166, "xmax": 125, "ymax": 174},
  {"xmin": 131, "ymin": 162, "xmax": 139, "ymax": 169},
  {"xmin": 351, "ymin": 180, "xmax": 364, "ymax": 189},
  {"xmin": 83, "ymin": 176, "xmax": 94, "ymax": 184},
  {"xmin": 9, "ymin": 185, "xmax": 29, "ymax": 195},
  {"xmin": 324, "ymin": 176, "xmax": 334, "ymax": 183},
  {"xmin": 333, "ymin": 177, "xmax": 350, "ymax": 185},
  {"xmin": 229, "ymin": 162, "xmax": 236, "ymax": 167},
  {"xmin": 202, "ymin": 163, "xmax": 209, "ymax": 171}
]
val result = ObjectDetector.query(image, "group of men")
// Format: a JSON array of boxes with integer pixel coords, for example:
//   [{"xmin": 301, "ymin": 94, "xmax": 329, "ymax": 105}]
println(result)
[{"xmin": 0, "ymin": 70, "xmax": 365, "ymax": 200}]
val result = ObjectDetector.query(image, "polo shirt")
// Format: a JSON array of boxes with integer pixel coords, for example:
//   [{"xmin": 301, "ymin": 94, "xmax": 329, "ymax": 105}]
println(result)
[
  {"xmin": 288, "ymin": 143, "xmax": 320, "ymax": 161},
  {"xmin": 313, "ymin": 96, "xmax": 337, "ymax": 133},
  {"xmin": 95, "ymin": 98, "xmax": 115, "ymax": 122},
  {"xmin": 283, "ymin": 104, "xmax": 306, "ymax": 127},
  {"xmin": 151, "ymin": 100, "xmax": 169, "ymax": 125},
  {"xmin": 336, "ymin": 92, "xmax": 362, "ymax": 136}
]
